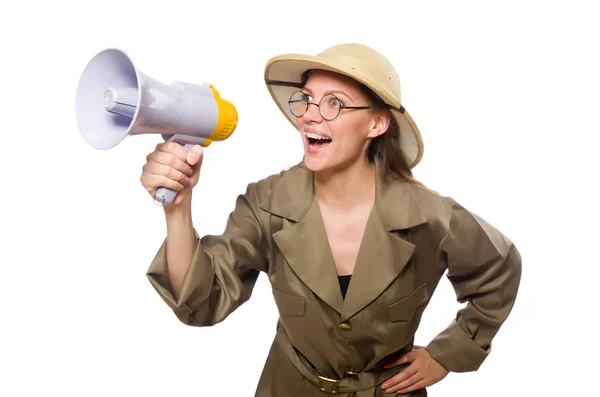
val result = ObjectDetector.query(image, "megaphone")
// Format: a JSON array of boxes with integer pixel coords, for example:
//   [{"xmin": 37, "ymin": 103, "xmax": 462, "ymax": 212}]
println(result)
[{"xmin": 75, "ymin": 48, "xmax": 238, "ymax": 205}]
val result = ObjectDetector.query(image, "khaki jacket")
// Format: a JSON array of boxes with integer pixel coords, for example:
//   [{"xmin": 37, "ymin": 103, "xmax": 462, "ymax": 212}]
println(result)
[{"xmin": 147, "ymin": 159, "xmax": 522, "ymax": 396}]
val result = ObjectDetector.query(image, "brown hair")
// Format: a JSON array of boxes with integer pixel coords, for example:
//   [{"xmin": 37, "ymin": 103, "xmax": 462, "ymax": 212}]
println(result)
[{"xmin": 360, "ymin": 84, "xmax": 421, "ymax": 184}]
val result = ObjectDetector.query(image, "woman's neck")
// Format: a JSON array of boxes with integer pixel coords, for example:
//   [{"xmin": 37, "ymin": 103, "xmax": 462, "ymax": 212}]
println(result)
[{"xmin": 314, "ymin": 157, "xmax": 376, "ymax": 211}]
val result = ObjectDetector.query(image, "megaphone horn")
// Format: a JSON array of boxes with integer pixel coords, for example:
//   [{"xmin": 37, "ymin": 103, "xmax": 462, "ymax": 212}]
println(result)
[{"xmin": 75, "ymin": 48, "xmax": 238, "ymax": 205}]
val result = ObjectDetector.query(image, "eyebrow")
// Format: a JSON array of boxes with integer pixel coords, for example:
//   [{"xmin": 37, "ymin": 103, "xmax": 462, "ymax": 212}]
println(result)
[{"xmin": 302, "ymin": 87, "xmax": 354, "ymax": 102}]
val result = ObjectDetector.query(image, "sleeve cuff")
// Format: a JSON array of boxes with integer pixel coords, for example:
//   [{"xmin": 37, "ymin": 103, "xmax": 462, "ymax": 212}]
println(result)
[
  {"xmin": 425, "ymin": 319, "xmax": 491, "ymax": 373},
  {"xmin": 146, "ymin": 229, "xmax": 214, "ymax": 322}
]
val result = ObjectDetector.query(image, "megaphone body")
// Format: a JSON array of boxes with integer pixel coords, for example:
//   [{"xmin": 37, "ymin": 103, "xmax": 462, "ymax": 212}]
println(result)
[{"xmin": 76, "ymin": 48, "xmax": 238, "ymax": 204}]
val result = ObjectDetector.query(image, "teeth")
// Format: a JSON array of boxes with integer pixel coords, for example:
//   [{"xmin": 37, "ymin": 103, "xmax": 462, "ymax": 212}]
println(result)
[{"xmin": 304, "ymin": 132, "xmax": 332, "ymax": 140}]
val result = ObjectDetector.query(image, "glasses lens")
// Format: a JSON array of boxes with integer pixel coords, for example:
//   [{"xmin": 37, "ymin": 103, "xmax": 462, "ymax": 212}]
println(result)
[
  {"xmin": 320, "ymin": 94, "xmax": 341, "ymax": 120},
  {"xmin": 289, "ymin": 92, "xmax": 308, "ymax": 116}
]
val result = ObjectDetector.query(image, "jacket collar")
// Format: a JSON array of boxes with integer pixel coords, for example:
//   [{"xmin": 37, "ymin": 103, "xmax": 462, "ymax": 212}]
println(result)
[
  {"xmin": 260, "ymin": 158, "xmax": 427, "ymax": 231},
  {"xmin": 259, "ymin": 158, "xmax": 428, "ymax": 319}
]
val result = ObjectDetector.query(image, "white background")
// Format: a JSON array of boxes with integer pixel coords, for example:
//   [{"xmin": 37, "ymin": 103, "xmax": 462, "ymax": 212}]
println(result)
[{"xmin": 1, "ymin": 0, "xmax": 598, "ymax": 396}]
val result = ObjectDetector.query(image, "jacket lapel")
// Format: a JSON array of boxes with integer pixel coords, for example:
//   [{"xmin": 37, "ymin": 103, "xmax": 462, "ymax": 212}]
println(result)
[
  {"xmin": 260, "ymin": 162, "xmax": 344, "ymax": 313},
  {"xmin": 339, "ymin": 160, "xmax": 429, "ymax": 321},
  {"xmin": 260, "ymin": 159, "xmax": 428, "ymax": 318},
  {"xmin": 272, "ymin": 200, "xmax": 345, "ymax": 313}
]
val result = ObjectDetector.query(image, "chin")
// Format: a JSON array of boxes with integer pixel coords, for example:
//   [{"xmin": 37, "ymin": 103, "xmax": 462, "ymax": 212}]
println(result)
[
  {"xmin": 303, "ymin": 153, "xmax": 348, "ymax": 174},
  {"xmin": 304, "ymin": 150, "xmax": 367, "ymax": 174},
  {"xmin": 303, "ymin": 155, "xmax": 328, "ymax": 172}
]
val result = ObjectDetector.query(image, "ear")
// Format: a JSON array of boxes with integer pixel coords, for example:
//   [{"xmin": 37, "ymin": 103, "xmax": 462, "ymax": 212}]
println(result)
[{"xmin": 366, "ymin": 110, "xmax": 390, "ymax": 139}]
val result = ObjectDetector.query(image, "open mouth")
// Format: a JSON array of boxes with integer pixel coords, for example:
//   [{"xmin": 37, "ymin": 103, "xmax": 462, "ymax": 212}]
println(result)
[{"xmin": 305, "ymin": 132, "xmax": 332, "ymax": 151}]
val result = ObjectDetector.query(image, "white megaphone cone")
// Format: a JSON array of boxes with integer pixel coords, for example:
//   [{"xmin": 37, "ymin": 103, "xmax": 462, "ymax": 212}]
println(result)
[{"xmin": 75, "ymin": 48, "xmax": 238, "ymax": 205}]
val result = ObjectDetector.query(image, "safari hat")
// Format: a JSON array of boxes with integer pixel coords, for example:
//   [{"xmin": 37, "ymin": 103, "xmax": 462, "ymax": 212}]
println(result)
[{"xmin": 264, "ymin": 43, "xmax": 424, "ymax": 169}]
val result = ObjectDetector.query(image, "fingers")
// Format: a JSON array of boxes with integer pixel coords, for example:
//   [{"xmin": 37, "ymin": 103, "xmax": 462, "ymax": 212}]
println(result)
[
  {"xmin": 383, "ymin": 351, "xmax": 415, "ymax": 368},
  {"xmin": 186, "ymin": 145, "xmax": 203, "ymax": 166},
  {"xmin": 140, "ymin": 170, "xmax": 186, "ymax": 195},
  {"xmin": 385, "ymin": 371, "xmax": 425, "ymax": 393},
  {"xmin": 382, "ymin": 365, "xmax": 425, "ymax": 394},
  {"xmin": 381, "ymin": 361, "xmax": 419, "ymax": 390},
  {"xmin": 142, "ymin": 161, "xmax": 190, "ymax": 186},
  {"xmin": 381, "ymin": 350, "xmax": 445, "ymax": 394},
  {"xmin": 157, "ymin": 141, "xmax": 190, "ymax": 162},
  {"xmin": 391, "ymin": 378, "xmax": 428, "ymax": 395},
  {"xmin": 141, "ymin": 142, "xmax": 199, "ymax": 198},
  {"xmin": 150, "ymin": 143, "xmax": 195, "ymax": 176}
]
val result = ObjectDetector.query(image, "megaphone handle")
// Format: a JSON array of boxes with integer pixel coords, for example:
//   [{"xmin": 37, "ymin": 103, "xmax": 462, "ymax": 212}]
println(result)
[{"xmin": 154, "ymin": 143, "xmax": 194, "ymax": 205}]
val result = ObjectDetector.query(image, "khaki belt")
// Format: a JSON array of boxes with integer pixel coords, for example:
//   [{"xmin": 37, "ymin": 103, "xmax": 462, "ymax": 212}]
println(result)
[{"xmin": 276, "ymin": 329, "xmax": 412, "ymax": 394}]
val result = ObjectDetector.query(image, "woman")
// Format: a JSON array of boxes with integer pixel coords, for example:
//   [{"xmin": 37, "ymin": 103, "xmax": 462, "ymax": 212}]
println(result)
[{"xmin": 141, "ymin": 43, "xmax": 522, "ymax": 396}]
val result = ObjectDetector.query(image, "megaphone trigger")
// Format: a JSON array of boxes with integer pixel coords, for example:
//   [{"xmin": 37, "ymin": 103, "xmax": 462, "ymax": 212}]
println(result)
[{"xmin": 76, "ymin": 48, "xmax": 239, "ymax": 206}]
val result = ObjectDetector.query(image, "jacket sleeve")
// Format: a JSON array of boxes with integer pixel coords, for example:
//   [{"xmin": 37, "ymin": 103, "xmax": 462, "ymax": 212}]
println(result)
[
  {"xmin": 146, "ymin": 182, "xmax": 269, "ymax": 327},
  {"xmin": 425, "ymin": 199, "xmax": 522, "ymax": 373}
]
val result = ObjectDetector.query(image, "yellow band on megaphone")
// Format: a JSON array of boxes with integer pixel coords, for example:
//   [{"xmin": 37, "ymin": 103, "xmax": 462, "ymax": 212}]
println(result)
[{"xmin": 208, "ymin": 84, "xmax": 238, "ymax": 142}]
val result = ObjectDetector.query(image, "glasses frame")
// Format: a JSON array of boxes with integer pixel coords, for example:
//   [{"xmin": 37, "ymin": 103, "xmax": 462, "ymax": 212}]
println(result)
[
  {"xmin": 265, "ymin": 77, "xmax": 407, "ymax": 115},
  {"xmin": 287, "ymin": 91, "xmax": 371, "ymax": 121}
]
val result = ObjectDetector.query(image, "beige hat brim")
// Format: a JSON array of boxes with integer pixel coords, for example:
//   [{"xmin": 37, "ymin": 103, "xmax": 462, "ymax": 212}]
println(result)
[{"xmin": 264, "ymin": 53, "xmax": 424, "ymax": 169}]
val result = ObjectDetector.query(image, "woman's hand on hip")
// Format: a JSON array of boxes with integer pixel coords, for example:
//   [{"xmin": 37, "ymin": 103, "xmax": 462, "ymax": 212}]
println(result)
[{"xmin": 380, "ymin": 345, "xmax": 448, "ymax": 394}]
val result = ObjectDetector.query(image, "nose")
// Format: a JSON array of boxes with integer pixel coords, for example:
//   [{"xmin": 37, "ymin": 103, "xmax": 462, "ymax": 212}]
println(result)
[{"xmin": 302, "ymin": 102, "xmax": 323, "ymax": 123}]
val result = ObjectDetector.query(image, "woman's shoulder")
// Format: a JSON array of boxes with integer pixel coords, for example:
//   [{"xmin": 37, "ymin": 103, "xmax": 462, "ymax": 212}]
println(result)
[
  {"xmin": 409, "ymin": 180, "xmax": 455, "ymax": 211},
  {"xmin": 409, "ymin": 181, "xmax": 482, "ymax": 219},
  {"xmin": 408, "ymin": 180, "xmax": 512, "ymax": 247},
  {"xmin": 405, "ymin": 180, "xmax": 466, "ymax": 233}
]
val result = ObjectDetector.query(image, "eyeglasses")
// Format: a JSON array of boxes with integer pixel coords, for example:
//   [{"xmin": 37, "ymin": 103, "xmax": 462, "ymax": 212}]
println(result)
[{"xmin": 288, "ymin": 91, "xmax": 371, "ymax": 121}]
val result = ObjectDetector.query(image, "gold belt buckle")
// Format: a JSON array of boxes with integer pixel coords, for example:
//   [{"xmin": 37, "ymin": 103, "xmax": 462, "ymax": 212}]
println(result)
[{"xmin": 317, "ymin": 375, "xmax": 339, "ymax": 394}]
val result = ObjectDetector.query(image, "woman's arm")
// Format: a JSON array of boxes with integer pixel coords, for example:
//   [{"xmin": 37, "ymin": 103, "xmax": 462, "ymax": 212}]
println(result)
[
  {"xmin": 147, "ymin": 181, "xmax": 270, "ymax": 327},
  {"xmin": 425, "ymin": 199, "xmax": 523, "ymax": 373},
  {"xmin": 163, "ymin": 198, "xmax": 196, "ymax": 300}
]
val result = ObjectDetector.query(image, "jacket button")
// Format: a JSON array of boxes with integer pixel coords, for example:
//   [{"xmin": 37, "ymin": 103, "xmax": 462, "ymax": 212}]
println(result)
[
  {"xmin": 339, "ymin": 321, "xmax": 351, "ymax": 329},
  {"xmin": 344, "ymin": 369, "xmax": 358, "ymax": 377}
]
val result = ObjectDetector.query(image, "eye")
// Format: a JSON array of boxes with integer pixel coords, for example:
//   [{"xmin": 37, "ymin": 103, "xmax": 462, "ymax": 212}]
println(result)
[
  {"xmin": 289, "ymin": 92, "xmax": 308, "ymax": 105},
  {"xmin": 297, "ymin": 92, "xmax": 312, "ymax": 101},
  {"xmin": 328, "ymin": 97, "xmax": 342, "ymax": 107}
]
